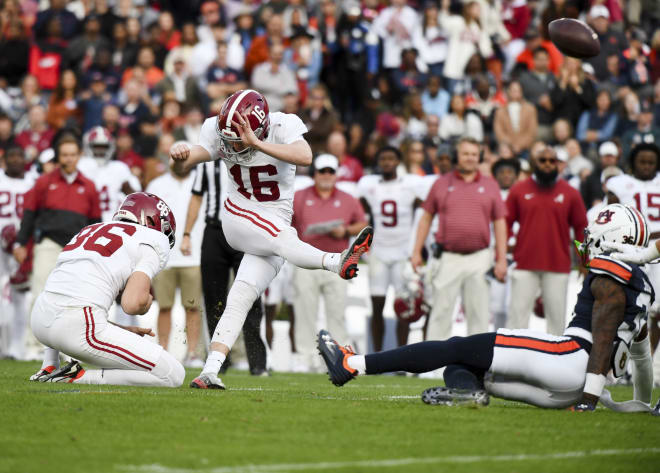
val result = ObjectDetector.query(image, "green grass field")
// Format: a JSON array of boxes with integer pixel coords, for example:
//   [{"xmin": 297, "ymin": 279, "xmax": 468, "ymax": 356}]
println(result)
[{"xmin": 2, "ymin": 360, "xmax": 659, "ymax": 473}]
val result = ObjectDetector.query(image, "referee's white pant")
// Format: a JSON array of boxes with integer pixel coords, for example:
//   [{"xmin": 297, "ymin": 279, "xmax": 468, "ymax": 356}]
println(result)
[
  {"xmin": 427, "ymin": 248, "xmax": 491, "ymax": 341},
  {"xmin": 293, "ymin": 267, "xmax": 347, "ymax": 369},
  {"xmin": 507, "ymin": 269, "xmax": 569, "ymax": 336}
]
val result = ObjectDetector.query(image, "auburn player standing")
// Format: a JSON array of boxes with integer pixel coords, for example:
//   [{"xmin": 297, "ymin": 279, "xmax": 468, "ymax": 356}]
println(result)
[
  {"xmin": 29, "ymin": 192, "xmax": 184, "ymax": 387},
  {"xmin": 318, "ymin": 204, "xmax": 655, "ymax": 413},
  {"xmin": 170, "ymin": 89, "xmax": 373, "ymax": 389},
  {"xmin": 358, "ymin": 146, "xmax": 425, "ymax": 349},
  {"xmin": 0, "ymin": 147, "xmax": 36, "ymax": 359}
]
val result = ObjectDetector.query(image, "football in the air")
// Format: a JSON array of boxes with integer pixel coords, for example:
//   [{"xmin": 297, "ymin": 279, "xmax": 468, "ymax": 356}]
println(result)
[{"xmin": 548, "ymin": 18, "xmax": 601, "ymax": 59}]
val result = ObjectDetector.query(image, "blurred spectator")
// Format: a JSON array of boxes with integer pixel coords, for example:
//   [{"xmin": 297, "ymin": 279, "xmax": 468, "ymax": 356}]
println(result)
[
  {"xmin": 586, "ymin": 5, "xmax": 628, "ymax": 81},
  {"xmin": 155, "ymin": 54, "xmax": 202, "ymax": 108},
  {"xmin": 403, "ymin": 92, "xmax": 427, "ymax": 140},
  {"xmin": 164, "ymin": 22, "xmax": 199, "ymax": 76},
  {"xmin": 15, "ymin": 105, "xmax": 54, "ymax": 163},
  {"xmin": 494, "ymin": 79, "xmax": 537, "ymax": 156},
  {"xmin": 93, "ymin": 0, "xmax": 121, "ymax": 39},
  {"xmin": 298, "ymin": 84, "xmax": 340, "ymax": 155},
  {"xmin": 563, "ymin": 138, "xmax": 593, "ymax": 179},
  {"xmin": 14, "ymin": 135, "xmax": 100, "ymax": 311},
  {"xmin": 8, "ymin": 75, "xmax": 45, "ymax": 128},
  {"xmin": 0, "ymin": 19, "xmax": 29, "ymax": 87},
  {"xmin": 63, "ymin": 14, "xmax": 111, "ymax": 74},
  {"xmin": 119, "ymin": 79, "xmax": 150, "ymax": 136},
  {"xmin": 156, "ymin": 11, "xmax": 180, "ymax": 51},
  {"xmin": 79, "ymin": 72, "xmax": 111, "ymax": 132},
  {"xmin": 196, "ymin": 1, "xmax": 226, "ymax": 44},
  {"xmin": 518, "ymin": 47, "xmax": 556, "ymax": 141},
  {"xmin": 414, "ymin": 1, "xmax": 448, "ymax": 77},
  {"xmin": 34, "ymin": 0, "xmax": 80, "ymax": 40},
  {"xmin": 101, "ymin": 103, "xmax": 121, "ymax": 136},
  {"xmin": 291, "ymin": 154, "xmax": 367, "ymax": 371},
  {"xmin": 173, "ymin": 106, "xmax": 204, "ymax": 144},
  {"xmin": 550, "ymin": 57, "xmax": 596, "ymax": 128},
  {"xmin": 232, "ymin": 6, "xmax": 259, "ymax": 54},
  {"xmin": 500, "ymin": 0, "xmax": 531, "ymax": 74},
  {"xmin": 204, "ymin": 41, "xmax": 247, "ymax": 102},
  {"xmin": 576, "ymin": 89, "xmax": 618, "ymax": 151},
  {"xmin": 158, "ymin": 98, "xmax": 185, "ymax": 135},
  {"xmin": 251, "ymin": 42, "xmax": 297, "ymax": 112},
  {"xmin": 326, "ymin": 130, "xmax": 363, "ymax": 183},
  {"xmin": 391, "ymin": 47, "xmax": 427, "ymax": 102},
  {"xmin": 513, "ymin": 28, "xmax": 563, "ymax": 76},
  {"xmin": 122, "ymin": 47, "xmax": 165, "ymax": 89},
  {"xmin": 84, "ymin": 46, "xmax": 120, "ymax": 93},
  {"xmin": 440, "ymin": 0, "xmax": 492, "ymax": 94},
  {"xmin": 651, "ymin": 31, "xmax": 660, "ymax": 84},
  {"xmin": 110, "ymin": 21, "xmax": 138, "ymax": 72},
  {"xmin": 621, "ymin": 100, "xmax": 660, "ymax": 162},
  {"xmin": 505, "ymin": 144, "xmax": 587, "ymax": 335},
  {"xmin": 439, "ymin": 94, "xmax": 484, "ymax": 143},
  {"xmin": 0, "ymin": 113, "xmax": 15, "ymax": 159},
  {"xmin": 147, "ymin": 159, "xmax": 203, "ymax": 367},
  {"xmin": 412, "ymin": 136, "xmax": 507, "ymax": 341},
  {"xmin": 284, "ymin": 27, "xmax": 322, "ymax": 103},
  {"xmin": 599, "ymin": 52, "xmax": 631, "ymax": 101},
  {"xmin": 403, "ymin": 138, "xmax": 426, "ymax": 176},
  {"xmin": 421, "ymin": 75, "xmax": 450, "ymax": 119},
  {"xmin": 423, "ymin": 142, "xmax": 454, "ymax": 175},
  {"xmin": 116, "ymin": 130, "xmax": 144, "ymax": 183},
  {"xmin": 371, "ymin": 0, "xmax": 419, "ymax": 71},
  {"xmin": 29, "ymin": 16, "xmax": 67, "ymax": 90},
  {"xmin": 580, "ymin": 141, "xmax": 620, "ymax": 208},
  {"xmin": 467, "ymin": 73, "xmax": 507, "ymax": 143},
  {"xmin": 624, "ymin": 27, "xmax": 652, "ymax": 94},
  {"xmin": 46, "ymin": 69, "xmax": 80, "ymax": 130},
  {"xmin": 244, "ymin": 14, "xmax": 287, "ymax": 78}
]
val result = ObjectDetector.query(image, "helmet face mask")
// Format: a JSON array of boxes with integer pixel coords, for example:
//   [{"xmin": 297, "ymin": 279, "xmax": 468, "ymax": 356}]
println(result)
[
  {"xmin": 216, "ymin": 89, "xmax": 270, "ymax": 164},
  {"xmin": 83, "ymin": 126, "xmax": 115, "ymax": 164},
  {"xmin": 577, "ymin": 203, "xmax": 649, "ymax": 265},
  {"xmin": 113, "ymin": 192, "xmax": 176, "ymax": 248}
]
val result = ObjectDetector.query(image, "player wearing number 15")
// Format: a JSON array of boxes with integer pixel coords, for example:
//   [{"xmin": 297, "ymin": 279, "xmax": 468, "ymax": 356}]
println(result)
[
  {"xmin": 170, "ymin": 89, "xmax": 373, "ymax": 389},
  {"xmin": 29, "ymin": 192, "xmax": 185, "ymax": 387}
]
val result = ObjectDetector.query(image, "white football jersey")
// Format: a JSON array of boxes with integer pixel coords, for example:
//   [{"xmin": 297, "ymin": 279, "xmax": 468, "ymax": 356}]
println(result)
[
  {"xmin": 198, "ymin": 112, "xmax": 308, "ymax": 222},
  {"xmin": 0, "ymin": 172, "xmax": 36, "ymax": 232},
  {"xmin": 78, "ymin": 158, "xmax": 142, "ymax": 222},
  {"xmin": 45, "ymin": 222, "xmax": 170, "ymax": 312},
  {"xmin": 358, "ymin": 174, "xmax": 426, "ymax": 261},
  {"xmin": 606, "ymin": 173, "xmax": 660, "ymax": 235}
]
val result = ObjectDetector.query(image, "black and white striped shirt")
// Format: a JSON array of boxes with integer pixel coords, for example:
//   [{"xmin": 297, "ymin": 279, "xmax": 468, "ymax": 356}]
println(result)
[{"xmin": 191, "ymin": 160, "xmax": 226, "ymax": 224}]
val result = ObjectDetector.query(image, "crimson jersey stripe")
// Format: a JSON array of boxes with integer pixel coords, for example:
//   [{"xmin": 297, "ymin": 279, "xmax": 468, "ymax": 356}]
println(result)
[
  {"xmin": 83, "ymin": 308, "xmax": 154, "ymax": 370},
  {"xmin": 224, "ymin": 201, "xmax": 279, "ymax": 237},
  {"xmin": 226, "ymin": 198, "xmax": 281, "ymax": 233}
]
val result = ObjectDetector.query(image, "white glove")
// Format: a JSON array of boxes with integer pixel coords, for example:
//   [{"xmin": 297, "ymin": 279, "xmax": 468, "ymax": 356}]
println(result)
[{"xmin": 600, "ymin": 241, "xmax": 660, "ymax": 265}]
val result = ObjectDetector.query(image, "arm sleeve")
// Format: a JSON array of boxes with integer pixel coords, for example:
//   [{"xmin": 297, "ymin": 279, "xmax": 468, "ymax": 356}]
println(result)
[
  {"xmin": 491, "ymin": 185, "xmax": 506, "ymax": 220},
  {"xmin": 505, "ymin": 188, "xmax": 518, "ymax": 236},
  {"xmin": 133, "ymin": 244, "xmax": 162, "ymax": 280},
  {"xmin": 599, "ymin": 114, "xmax": 618, "ymax": 141}
]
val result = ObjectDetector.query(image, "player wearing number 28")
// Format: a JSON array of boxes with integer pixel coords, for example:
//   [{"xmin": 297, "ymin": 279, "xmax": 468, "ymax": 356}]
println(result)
[
  {"xmin": 29, "ymin": 192, "xmax": 185, "ymax": 387},
  {"xmin": 170, "ymin": 89, "xmax": 373, "ymax": 389}
]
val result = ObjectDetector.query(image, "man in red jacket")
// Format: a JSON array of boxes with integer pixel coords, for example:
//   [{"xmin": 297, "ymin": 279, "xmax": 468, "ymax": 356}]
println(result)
[{"xmin": 505, "ymin": 144, "xmax": 587, "ymax": 335}]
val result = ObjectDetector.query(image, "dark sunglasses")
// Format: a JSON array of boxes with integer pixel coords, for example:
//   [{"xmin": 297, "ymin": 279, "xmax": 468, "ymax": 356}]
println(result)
[
  {"xmin": 317, "ymin": 168, "xmax": 336, "ymax": 174},
  {"xmin": 538, "ymin": 157, "xmax": 557, "ymax": 164}
]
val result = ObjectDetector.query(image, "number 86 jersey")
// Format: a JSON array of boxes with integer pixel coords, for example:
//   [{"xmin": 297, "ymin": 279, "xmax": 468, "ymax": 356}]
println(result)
[
  {"xmin": 606, "ymin": 174, "xmax": 660, "ymax": 237},
  {"xmin": 197, "ymin": 112, "xmax": 308, "ymax": 223},
  {"xmin": 44, "ymin": 222, "xmax": 171, "ymax": 312}
]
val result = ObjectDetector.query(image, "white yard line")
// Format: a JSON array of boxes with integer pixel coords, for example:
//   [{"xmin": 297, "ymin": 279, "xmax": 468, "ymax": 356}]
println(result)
[{"xmin": 119, "ymin": 447, "xmax": 660, "ymax": 473}]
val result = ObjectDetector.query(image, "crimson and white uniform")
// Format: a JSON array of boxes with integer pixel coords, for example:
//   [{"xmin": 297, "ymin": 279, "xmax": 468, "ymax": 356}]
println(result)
[
  {"xmin": 0, "ymin": 172, "xmax": 35, "ymax": 359},
  {"xmin": 30, "ymin": 222, "xmax": 181, "ymax": 385},
  {"xmin": 197, "ymin": 112, "xmax": 307, "ymax": 290},
  {"xmin": 77, "ymin": 158, "xmax": 141, "ymax": 222},
  {"xmin": 358, "ymin": 174, "xmax": 424, "ymax": 296}
]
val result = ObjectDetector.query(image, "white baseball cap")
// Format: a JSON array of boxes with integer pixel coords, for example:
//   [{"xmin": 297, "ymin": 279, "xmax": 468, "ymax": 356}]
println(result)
[
  {"xmin": 314, "ymin": 154, "xmax": 338, "ymax": 171},
  {"xmin": 599, "ymin": 141, "xmax": 618, "ymax": 156},
  {"xmin": 589, "ymin": 5, "xmax": 610, "ymax": 19},
  {"xmin": 38, "ymin": 148, "xmax": 55, "ymax": 164}
]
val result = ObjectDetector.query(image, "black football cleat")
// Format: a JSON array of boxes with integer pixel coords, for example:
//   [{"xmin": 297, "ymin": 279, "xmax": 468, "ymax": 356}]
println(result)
[
  {"xmin": 41, "ymin": 360, "xmax": 85, "ymax": 383},
  {"xmin": 421, "ymin": 386, "xmax": 490, "ymax": 406},
  {"xmin": 338, "ymin": 226, "xmax": 373, "ymax": 280},
  {"xmin": 190, "ymin": 373, "xmax": 226, "ymax": 390},
  {"xmin": 317, "ymin": 330, "xmax": 358, "ymax": 387},
  {"xmin": 652, "ymin": 398, "xmax": 660, "ymax": 417}
]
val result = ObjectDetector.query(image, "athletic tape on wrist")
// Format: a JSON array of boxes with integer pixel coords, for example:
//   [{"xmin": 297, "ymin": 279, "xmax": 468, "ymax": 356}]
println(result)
[{"xmin": 583, "ymin": 373, "xmax": 607, "ymax": 398}]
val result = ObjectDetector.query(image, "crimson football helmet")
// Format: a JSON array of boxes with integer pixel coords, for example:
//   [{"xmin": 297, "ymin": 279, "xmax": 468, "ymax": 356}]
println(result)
[
  {"xmin": 216, "ymin": 89, "xmax": 270, "ymax": 163},
  {"xmin": 393, "ymin": 265, "xmax": 430, "ymax": 323},
  {"xmin": 83, "ymin": 126, "xmax": 116, "ymax": 163},
  {"xmin": 113, "ymin": 192, "xmax": 176, "ymax": 248},
  {"xmin": 0, "ymin": 224, "xmax": 16, "ymax": 254}
]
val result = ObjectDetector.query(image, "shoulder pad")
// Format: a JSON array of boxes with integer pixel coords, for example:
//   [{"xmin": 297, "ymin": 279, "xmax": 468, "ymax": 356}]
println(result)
[{"xmin": 589, "ymin": 255, "xmax": 633, "ymax": 284}]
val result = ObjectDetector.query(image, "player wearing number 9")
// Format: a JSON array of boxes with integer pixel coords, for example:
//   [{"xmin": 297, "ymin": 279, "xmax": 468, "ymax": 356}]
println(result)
[
  {"xmin": 170, "ymin": 89, "xmax": 374, "ymax": 390},
  {"xmin": 28, "ymin": 192, "xmax": 186, "ymax": 387}
]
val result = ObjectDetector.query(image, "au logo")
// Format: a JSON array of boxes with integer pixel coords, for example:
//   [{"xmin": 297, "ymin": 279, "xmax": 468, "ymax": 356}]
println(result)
[{"xmin": 596, "ymin": 209, "xmax": 615, "ymax": 224}]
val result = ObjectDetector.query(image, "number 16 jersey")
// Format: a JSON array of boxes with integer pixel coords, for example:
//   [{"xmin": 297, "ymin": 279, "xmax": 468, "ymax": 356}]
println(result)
[
  {"xmin": 45, "ymin": 222, "xmax": 171, "ymax": 312},
  {"xmin": 197, "ymin": 112, "xmax": 308, "ymax": 223}
]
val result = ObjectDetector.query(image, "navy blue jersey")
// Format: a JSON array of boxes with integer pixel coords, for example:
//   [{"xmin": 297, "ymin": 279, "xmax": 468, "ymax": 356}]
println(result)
[{"xmin": 566, "ymin": 255, "xmax": 654, "ymax": 346}]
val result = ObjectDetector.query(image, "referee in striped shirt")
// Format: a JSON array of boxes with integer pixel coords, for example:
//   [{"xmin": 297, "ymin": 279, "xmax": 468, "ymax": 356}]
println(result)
[{"xmin": 180, "ymin": 159, "xmax": 267, "ymax": 375}]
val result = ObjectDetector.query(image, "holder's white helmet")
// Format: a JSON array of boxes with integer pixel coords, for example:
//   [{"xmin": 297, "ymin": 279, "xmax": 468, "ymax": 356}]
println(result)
[{"xmin": 578, "ymin": 203, "xmax": 649, "ymax": 264}]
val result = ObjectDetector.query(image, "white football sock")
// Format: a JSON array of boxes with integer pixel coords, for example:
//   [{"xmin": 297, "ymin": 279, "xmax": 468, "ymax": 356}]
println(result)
[
  {"xmin": 322, "ymin": 253, "xmax": 342, "ymax": 273},
  {"xmin": 202, "ymin": 351, "xmax": 227, "ymax": 376},
  {"xmin": 347, "ymin": 355, "xmax": 366, "ymax": 374},
  {"xmin": 41, "ymin": 347, "xmax": 60, "ymax": 370}
]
